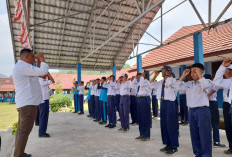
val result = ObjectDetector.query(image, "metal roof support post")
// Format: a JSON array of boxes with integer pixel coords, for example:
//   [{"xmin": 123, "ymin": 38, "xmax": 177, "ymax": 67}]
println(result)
[
  {"xmin": 81, "ymin": 0, "xmax": 165, "ymax": 62},
  {"xmin": 208, "ymin": 0, "xmax": 212, "ymax": 26},
  {"xmin": 188, "ymin": 0, "xmax": 207, "ymax": 28},
  {"xmin": 134, "ymin": 0, "xmax": 142, "ymax": 14},
  {"xmin": 161, "ymin": 4, "xmax": 163, "ymax": 44},
  {"xmin": 113, "ymin": 65, "xmax": 116, "ymax": 82},
  {"xmin": 214, "ymin": 0, "xmax": 232, "ymax": 24},
  {"xmin": 193, "ymin": 32, "xmax": 204, "ymax": 65},
  {"xmin": 137, "ymin": 55, "xmax": 142, "ymax": 74},
  {"xmin": 77, "ymin": 63, "xmax": 81, "ymax": 83}
]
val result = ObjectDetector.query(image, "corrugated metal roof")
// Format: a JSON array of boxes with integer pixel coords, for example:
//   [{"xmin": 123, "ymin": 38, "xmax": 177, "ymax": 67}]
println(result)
[{"xmin": 7, "ymin": 0, "xmax": 161, "ymax": 70}]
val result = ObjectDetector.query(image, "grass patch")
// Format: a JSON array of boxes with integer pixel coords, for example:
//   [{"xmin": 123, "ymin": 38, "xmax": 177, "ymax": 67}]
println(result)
[{"xmin": 0, "ymin": 103, "xmax": 18, "ymax": 131}]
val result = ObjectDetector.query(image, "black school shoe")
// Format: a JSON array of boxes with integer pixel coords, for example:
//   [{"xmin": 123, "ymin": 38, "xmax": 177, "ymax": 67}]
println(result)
[
  {"xmin": 224, "ymin": 148, "xmax": 232, "ymax": 154},
  {"xmin": 105, "ymin": 124, "xmax": 111, "ymax": 127},
  {"xmin": 160, "ymin": 145, "xmax": 171, "ymax": 152},
  {"xmin": 141, "ymin": 137, "xmax": 150, "ymax": 141},
  {"xmin": 214, "ymin": 142, "xmax": 226, "ymax": 147},
  {"xmin": 109, "ymin": 124, "xmax": 116, "ymax": 128},
  {"xmin": 165, "ymin": 148, "xmax": 178, "ymax": 154},
  {"xmin": 39, "ymin": 133, "xmax": 50, "ymax": 138},
  {"xmin": 99, "ymin": 121, "xmax": 107, "ymax": 125},
  {"xmin": 123, "ymin": 128, "xmax": 129, "ymax": 132},
  {"xmin": 135, "ymin": 136, "xmax": 144, "ymax": 140}
]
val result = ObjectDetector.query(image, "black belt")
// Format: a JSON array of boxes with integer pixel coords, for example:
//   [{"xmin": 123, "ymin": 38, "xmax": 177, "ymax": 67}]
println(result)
[
  {"xmin": 121, "ymin": 95, "xmax": 130, "ymax": 97},
  {"xmin": 137, "ymin": 96, "xmax": 150, "ymax": 98},
  {"xmin": 191, "ymin": 106, "xmax": 209, "ymax": 109},
  {"xmin": 108, "ymin": 95, "xmax": 115, "ymax": 97}
]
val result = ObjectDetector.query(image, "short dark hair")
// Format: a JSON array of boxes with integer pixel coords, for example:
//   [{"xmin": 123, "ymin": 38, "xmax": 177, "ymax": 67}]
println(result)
[
  {"xmin": 191, "ymin": 63, "xmax": 205, "ymax": 70},
  {"xmin": 102, "ymin": 77, "xmax": 106, "ymax": 81},
  {"xmin": 81, "ymin": 81, "xmax": 84, "ymax": 84},
  {"xmin": 110, "ymin": 75, "xmax": 115, "ymax": 80},
  {"xmin": 96, "ymin": 78, "xmax": 100, "ymax": 81},
  {"xmin": 20, "ymin": 48, "xmax": 33, "ymax": 57}
]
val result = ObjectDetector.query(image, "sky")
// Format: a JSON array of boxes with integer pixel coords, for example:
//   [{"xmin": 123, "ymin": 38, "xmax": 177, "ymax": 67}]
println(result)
[{"xmin": 0, "ymin": 0, "xmax": 231, "ymax": 76}]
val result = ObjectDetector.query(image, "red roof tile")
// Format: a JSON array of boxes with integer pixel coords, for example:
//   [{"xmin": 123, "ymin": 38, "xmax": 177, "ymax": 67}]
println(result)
[{"xmin": 129, "ymin": 21, "xmax": 232, "ymax": 72}]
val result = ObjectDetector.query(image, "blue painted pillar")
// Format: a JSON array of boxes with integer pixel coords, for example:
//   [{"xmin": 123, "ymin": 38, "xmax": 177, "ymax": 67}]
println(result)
[
  {"xmin": 137, "ymin": 55, "xmax": 142, "ymax": 74},
  {"xmin": 113, "ymin": 65, "xmax": 116, "ymax": 81},
  {"xmin": 11, "ymin": 92, "xmax": 15, "ymax": 103},
  {"xmin": 193, "ymin": 32, "xmax": 204, "ymax": 64},
  {"xmin": 77, "ymin": 63, "xmax": 81, "ymax": 83},
  {"xmin": 180, "ymin": 65, "xmax": 186, "ymax": 76}
]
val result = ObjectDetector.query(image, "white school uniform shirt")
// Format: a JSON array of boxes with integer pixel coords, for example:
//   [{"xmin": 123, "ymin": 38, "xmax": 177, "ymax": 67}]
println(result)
[
  {"xmin": 178, "ymin": 78, "xmax": 212, "ymax": 108},
  {"xmin": 130, "ymin": 79, "xmax": 138, "ymax": 96},
  {"xmin": 115, "ymin": 84, "xmax": 120, "ymax": 95},
  {"xmin": 77, "ymin": 86, "xmax": 85, "ymax": 95},
  {"xmin": 94, "ymin": 84, "xmax": 101, "ymax": 96},
  {"xmin": 12, "ymin": 60, "xmax": 49, "ymax": 108},
  {"xmin": 213, "ymin": 65, "xmax": 232, "ymax": 104},
  {"xmin": 178, "ymin": 83, "xmax": 186, "ymax": 95},
  {"xmin": 39, "ymin": 78, "xmax": 53, "ymax": 100},
  {"xmin": 103, "ymin": 81, "xmax": 116, "ymax": 96},
  {"xmin": 150, "ymin": 81, "xmax": 158, "ymax": 96},
  {"xmin": 207, "ymin": 81, "xmax": 220, "ymax": 101},
  {"xmin": 89, "ymin": 82, "xmax": 95, "ymax": 95},
  {"xmin": 138, "ymin": 77, "xmax": 151, "ymax": 96},
  {"xmin": 120, "ymin": 81, "xmax": 131, "ymax": 96},
  {"xmin": 157, "ymin": 77, "xmax": 177, "ymax": 101}
]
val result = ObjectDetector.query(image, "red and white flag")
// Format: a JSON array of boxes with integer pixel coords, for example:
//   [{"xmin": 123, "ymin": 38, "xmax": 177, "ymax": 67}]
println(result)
[{"xmin": 13, "ymin": 0, "xmax": 32, "ymax": 49}]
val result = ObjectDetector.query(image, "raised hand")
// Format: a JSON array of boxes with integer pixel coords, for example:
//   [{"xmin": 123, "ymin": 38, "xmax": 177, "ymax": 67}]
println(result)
[
  {"xmin": 222, "ymin": 58, "xmax": 232, "ymax": 67},
  {"xmin": 183, "ymin": 69, "xmax": 190, "ymax": 77}
]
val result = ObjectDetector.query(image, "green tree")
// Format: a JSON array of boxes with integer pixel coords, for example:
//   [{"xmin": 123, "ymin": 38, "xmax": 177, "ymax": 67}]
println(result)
[
  {"xmin": 54, "ymin": 74, "xmax": 63, "ymax": 94},
  {"xmin": 122, "ymin": 63, "xmax": 131, "ymax": 69}
]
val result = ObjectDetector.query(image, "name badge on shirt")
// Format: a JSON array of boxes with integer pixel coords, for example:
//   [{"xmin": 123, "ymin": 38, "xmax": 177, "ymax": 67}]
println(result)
[
  {"xmin": 141, "ymin": 88, "xmax": 143, "ymax": 91},
  {"xmin": 165, "ymin": 85, "xmax": 168, "ymax": 88},
  {"xmin": 199, "ymin": 89, "xmax": 202, "ymax": 94}
]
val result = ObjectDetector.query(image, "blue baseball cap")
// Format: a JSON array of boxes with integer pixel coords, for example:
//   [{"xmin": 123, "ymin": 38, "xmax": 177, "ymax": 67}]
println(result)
[{"xmin": 161, "ymin": 65, "xmax": 172, "ymax": 71}]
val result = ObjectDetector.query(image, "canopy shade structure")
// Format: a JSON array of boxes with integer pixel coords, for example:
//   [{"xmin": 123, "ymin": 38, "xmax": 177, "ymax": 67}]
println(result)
[{"xmin": 6, "ymin": 0, "xmax": 163, "ymax": 70}]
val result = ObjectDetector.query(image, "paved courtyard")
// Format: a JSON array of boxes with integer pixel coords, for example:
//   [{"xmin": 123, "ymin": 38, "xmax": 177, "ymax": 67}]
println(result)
[{"xmin": 1, "ymin": 112, "xmax": 230, "ymax": 157}]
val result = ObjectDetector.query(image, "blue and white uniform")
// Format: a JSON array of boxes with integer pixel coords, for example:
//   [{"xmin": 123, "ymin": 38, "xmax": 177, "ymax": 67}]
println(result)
[
  {"xmin": 77, "ymin": 86, "xmax": 85, "ymax": 114},
  {"xmin": 129, "ymin": 79, "xmax": 138, "ymax": 124}
]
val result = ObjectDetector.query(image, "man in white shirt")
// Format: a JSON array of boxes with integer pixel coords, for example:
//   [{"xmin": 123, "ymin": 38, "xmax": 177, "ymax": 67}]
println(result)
[
  {"xmin": 179, "ymin": 63, "xmax": 212, "ymax": 157},
  {"xmin": 129, "ymin": 76, "xmax": 138, "ymax": 125},
  {"xmin": 12, "ymin": 49, "xmax": 48, "ymax": 157},
  {"xmin": 38, "ymin": 73, "xmax": 55, "ymax": 138}
]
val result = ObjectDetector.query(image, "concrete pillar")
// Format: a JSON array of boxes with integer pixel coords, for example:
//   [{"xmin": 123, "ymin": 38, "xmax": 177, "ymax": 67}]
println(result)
[
  {"xmin": 113, "ymin": 65, "xmax": 116, "ymax": 81},
  {"xmin": 77, "ymin": 63, "xmax": 81, "ymax": 83},
  {"xmin": 137, "ymin": 55, "xmax": 142, "ymax": 74},
  {"xmin": 193, "ymin": 32, "xmax": 204, "ymax": 65}
]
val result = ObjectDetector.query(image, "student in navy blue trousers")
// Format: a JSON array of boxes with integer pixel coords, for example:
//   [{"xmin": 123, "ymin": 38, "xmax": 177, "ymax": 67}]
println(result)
[
  {"xmin": 89, "ymin": 80, "xmax": 96, "ymax": 118},
  {"xmin": 85, "ymin": 82, "xmax": 92, "ymax": 117},
  {"xmin": 156, "ymin": 66, "xmax": 179, "ymax": 155},
  {"xmin": 77, "ymin": 81, "xmax": 85, "ymax": 115},
  {"xmin": 98, "ymin": 77, "xmax": 108, "ymax": 125},
  {"xmin": 129, "ymin": 76, "xmax": 138, "ymax": 125},
  {"xmin": 179, "ymin": 63, "xmax": 212, "ymax": 157},
  {"xmin": 213, "ymin": 59, "xmax": 232, "ymax": 154},
  {"xmin": 118, "ymin": 74, "xmax": 131, "ymax": 132},
  {"xmin": 38, "ymin": 72, "xmax": 55, "ymax": 138},
  {"xmin": 103, "ymin": 75, "xmax": 117, "ymax": 128},
  {"xmin": 150, "ymin": 71, "xmax": 159, "ymax": 119},
  {"xmin": 135, "ymin": 70, "xmax": 151, "ymax": 141}
]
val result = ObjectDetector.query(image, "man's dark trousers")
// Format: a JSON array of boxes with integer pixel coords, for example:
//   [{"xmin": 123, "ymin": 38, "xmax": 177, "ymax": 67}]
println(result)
[
  {"xmin": 209, "ymin": 101, "xmax": 220, "ymax": 143},
  {"xmin": 160, "ymin": 100, "xmax": 179, "ymax": 148},
  {"xmin": 130, "ymin": 95, "xmax": 138, "ymax": 123},
  {"xmin": 180, "ymin": 94, "xmax": 188, "ymax": 122},
  {"xmin": 223, "ymin": 102, "xmax": 232, "ymax": 149},
  {"xmin": 137, "ymin": 96, "xmax": 151, "ymax": 138},
  {"xmin": 189, "ymin": 107, "xmax": 212, "ymax": 157},
  {"xmin": 79, "ymin": 95, "xmax": 84, "ymax": 114},
  {"xmin": 39, "ymin": 100, "xmax": 49, "ymax": 136},
  {"xmin": 119, "ymin": 96, "xmax": 130, "ymax": 129},
  {"xmin": 74, "ymin": 94, "xmax": 78, "ymax": 113},
  {"xmin": 152, "ymin": 95, "xmax": 158, "ymax": 117}
]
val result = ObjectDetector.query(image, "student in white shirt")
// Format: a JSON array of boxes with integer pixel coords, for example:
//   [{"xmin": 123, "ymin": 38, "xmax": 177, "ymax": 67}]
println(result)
[
  {"xmin": 37, "ymin": 73, "xmax": 55, "ymax": 138},
  {"xmin": 129, "ymin": 76, "xmax": 138, "ymax": 125},
  {"xmin": 135, "ymin": 70, "xmax": 151, "ymax": 141},
  {"xmin": 103, "ymin": 75, "xmax": 117, "ymax": 128},
  {"xmin": 93, "ymin": 79, "xmax": 101, "ymax": 122},
  {"xmin": 150, "ymin": 71, "xmax": 160, "ymax": 119},
  {"xmin": 118, "ymin": 73, "xmax": 131, "ymax": 132},
  {"xmin": 179, "ymin": 63, "xmax": 212, "ymax": 157},
  {"xmin": 12, "ymin": 49, "xmax": 48, "ymax": 157},
  {"xmin": 77, "ymin": 81, "xmax": 85, "ymax": 115},
  {"xmin": 89, "ymin": 80, "xmax": 96, "ymax": 118}
]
